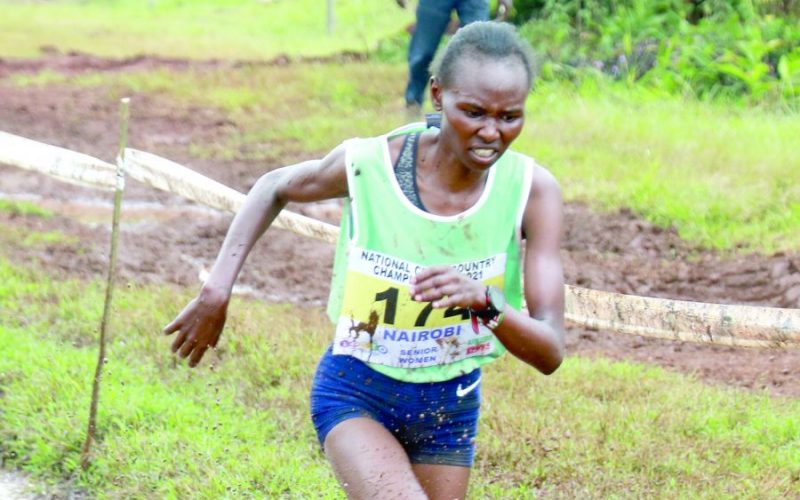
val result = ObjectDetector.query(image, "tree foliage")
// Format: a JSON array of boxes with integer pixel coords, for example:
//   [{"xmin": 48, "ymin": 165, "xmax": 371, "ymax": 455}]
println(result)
[{"xmin": 514, "ymin": 0, "xmax": 800, "ymax": 104}]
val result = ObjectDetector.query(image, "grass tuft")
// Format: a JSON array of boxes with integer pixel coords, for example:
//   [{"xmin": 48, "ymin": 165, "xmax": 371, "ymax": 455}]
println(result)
[{"xmin": 0, "ymin": 199, "xmax": 53, "ymax": 218}]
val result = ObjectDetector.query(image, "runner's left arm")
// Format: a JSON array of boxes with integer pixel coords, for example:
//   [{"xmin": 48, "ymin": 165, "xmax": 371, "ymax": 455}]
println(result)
[
  {"xmin": 492, "ymin": 164, "xmax": 565, "ymax": 374},
  {"xmin": 409, "ymin": 164, "xmax": 565, "ymax": 374}
]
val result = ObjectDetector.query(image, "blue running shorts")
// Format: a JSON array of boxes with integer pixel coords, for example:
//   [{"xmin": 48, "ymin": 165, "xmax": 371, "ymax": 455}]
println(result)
[{"xmin": 310, "ymin": 346, "xmax": 481, "ymax": 467}]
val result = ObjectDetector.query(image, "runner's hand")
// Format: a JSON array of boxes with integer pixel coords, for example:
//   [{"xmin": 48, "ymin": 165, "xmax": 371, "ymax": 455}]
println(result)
[
  {"xmin": 163, "ymin": 288, "xmax": 229, "ymax": 367},
  {"xmin": 409, "ymin": 265, "xmax": 485, "ymax": 310}
]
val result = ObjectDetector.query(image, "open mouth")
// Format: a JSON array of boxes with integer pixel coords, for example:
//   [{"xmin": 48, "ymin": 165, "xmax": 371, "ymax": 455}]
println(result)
[{"xmin": 470, "ymin": 147, "xmax": 498, "ymax": 163}]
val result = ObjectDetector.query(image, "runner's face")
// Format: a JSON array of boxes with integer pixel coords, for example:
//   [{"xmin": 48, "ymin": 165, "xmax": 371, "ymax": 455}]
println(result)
[{"xmin": 432, "ymin": 56, "xmax": 529, "ymax": 171}]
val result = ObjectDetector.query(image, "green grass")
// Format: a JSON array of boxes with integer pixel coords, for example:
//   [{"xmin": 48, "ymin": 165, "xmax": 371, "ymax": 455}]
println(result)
[
  {"xmin": 0, "ymin": 0, "xmax": 413, "ymax": 60},
  {"xmin": 0, "ymin": 257, "xmax": 798, "ymax": 498},
  {"xmin": 20, "ymin": 230, "xmax": 78, "ymax": 247},
  {"xmin": 0, "ymin": 200, "xmax": 76, "ymax": 246},
  {"xmin": 0, "ymin": 259, "xmax": 338, "ymax": 498},
  {"xmin": 0, "ymin": 199, "xmax": 53, "ymax": 218},
  {"xmin": 518, "ymin": 82, "xmax": 800, "ymax": 252}
]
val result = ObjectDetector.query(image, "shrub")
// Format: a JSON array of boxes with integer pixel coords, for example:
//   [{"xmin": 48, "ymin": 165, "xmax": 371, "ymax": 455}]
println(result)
[{"xmin": 515, "ymin": 0, "xmax": 800, "ymax": 104}]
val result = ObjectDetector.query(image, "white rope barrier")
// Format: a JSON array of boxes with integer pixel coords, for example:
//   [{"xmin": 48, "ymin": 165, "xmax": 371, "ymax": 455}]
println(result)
[
  {"xmin": 565, "ymin": 286, "xmax": 798, "ymax": 348},
  {"xmin": 0, "ymin": 132, "xmax": 117, "ymax": 191},
  {"xmin": 125, "ymin": 148, "xmax": 340, "ymax": 243},
  {"xmin": 1, "ymin": 131, "xmax": 797, "ymax": 348}
]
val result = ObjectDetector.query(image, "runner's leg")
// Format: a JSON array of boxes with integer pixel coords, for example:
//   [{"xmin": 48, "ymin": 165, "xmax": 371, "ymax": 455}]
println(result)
[
  {"xmin": 412, "ymin": 463, "xmax": 471, "ymax": 500},
  {"xmin": 324, "ymin": 417, "xmax": 428, "ymax": 500},
  {"xmin": 405, "ymin": 0, "xmax": 455, "ymax": 106}
]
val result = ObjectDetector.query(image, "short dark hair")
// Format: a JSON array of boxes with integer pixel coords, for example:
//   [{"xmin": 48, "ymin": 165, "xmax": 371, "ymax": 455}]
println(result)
[{"xmin": 432, "ymin": 21, "xmax": 536, "ymax": 90}]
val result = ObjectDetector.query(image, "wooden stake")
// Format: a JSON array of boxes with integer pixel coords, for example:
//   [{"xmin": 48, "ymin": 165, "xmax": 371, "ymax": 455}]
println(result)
[{"xmin": 80, "ymin": 97, "xmax": 130, "ymax": 470}]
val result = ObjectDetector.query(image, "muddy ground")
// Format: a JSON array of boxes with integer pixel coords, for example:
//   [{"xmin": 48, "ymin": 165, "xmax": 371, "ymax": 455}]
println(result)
[{"xmin": 0, "ymin": 52, "xmax": 798, "ymax": 402}]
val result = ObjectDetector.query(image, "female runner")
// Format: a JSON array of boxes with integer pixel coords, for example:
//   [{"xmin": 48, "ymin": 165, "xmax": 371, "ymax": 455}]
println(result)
[{"xmin": 165, "ymin": 21, "xmax": 565, "ymax": 499}]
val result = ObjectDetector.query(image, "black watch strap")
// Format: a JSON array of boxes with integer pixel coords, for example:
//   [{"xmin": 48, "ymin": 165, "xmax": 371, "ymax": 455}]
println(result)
[{"xmin": 473, "ymin": 286, "xmax": 506, "ymax": 329}]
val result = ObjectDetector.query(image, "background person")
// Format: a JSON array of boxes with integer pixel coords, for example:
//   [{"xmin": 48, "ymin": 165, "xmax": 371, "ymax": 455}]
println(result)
[
  {"xmin": 402, "ymin": 0, "xmax": 513, "ymax": 114},
  {"xmin": 164, "ymin": 21, "xmax": 564, "ymax": 500}
]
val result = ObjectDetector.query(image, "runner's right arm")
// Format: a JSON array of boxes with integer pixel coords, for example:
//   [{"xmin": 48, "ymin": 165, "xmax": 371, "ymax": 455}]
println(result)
[{"xmin": 163, "ymin": 145, "xmax": 349, "ymax": 366}]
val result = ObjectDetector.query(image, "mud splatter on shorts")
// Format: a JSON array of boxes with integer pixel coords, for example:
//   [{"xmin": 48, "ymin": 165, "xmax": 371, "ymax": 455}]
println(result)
[{"xmin": 310, "ymin": 345, "xmax": 481, "ymax": 467}]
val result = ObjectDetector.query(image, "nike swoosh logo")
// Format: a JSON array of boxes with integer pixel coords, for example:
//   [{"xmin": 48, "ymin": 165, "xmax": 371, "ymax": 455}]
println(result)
[{"xmin": 456, "ymin": 376, "xmax": 481, "ymax": 398}]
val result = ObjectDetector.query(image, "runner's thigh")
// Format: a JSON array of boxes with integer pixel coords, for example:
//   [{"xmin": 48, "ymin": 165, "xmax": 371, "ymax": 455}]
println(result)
[
  {"xmin": 413, "ymin": 463, "xmax": 471, "ymax": 500},
  {"xmin": 324, "ymin": 417, "xmax": 428, "ymax": 500}
]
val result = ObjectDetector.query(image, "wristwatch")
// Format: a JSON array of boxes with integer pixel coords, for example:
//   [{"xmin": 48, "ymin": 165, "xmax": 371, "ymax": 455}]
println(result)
[{"xmin": 474, "ymin": 286, "xmax": 506, "ymax": 330}]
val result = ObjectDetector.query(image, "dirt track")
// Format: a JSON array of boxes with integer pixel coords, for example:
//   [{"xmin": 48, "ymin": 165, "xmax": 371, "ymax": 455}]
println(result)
[{"xmin": 0, "ymin": 53, "xmax": 798, "ymax": 400}]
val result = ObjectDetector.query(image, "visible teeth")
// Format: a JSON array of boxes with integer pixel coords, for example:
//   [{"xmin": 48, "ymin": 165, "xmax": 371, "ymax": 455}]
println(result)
[{"xmin": 473, "ymin": 148, "xmax": 494, "ymax": 158}]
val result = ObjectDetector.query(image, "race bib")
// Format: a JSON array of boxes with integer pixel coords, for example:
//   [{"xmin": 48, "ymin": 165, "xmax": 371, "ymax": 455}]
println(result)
[{"xmin": 332, "ymin": 247, "xmax": 506, "ymax": 368}]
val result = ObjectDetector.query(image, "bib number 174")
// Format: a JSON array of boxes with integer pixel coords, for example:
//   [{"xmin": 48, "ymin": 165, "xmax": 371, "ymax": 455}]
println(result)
[{"xmin": 374, "ymin": 286, "xmax": 469, "ymax": 327}]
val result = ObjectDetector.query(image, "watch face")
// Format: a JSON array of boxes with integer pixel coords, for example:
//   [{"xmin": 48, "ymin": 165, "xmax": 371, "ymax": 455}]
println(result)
[{"xmin": 487, "ymin": 286, "xmax": 506, "ymax": 312}]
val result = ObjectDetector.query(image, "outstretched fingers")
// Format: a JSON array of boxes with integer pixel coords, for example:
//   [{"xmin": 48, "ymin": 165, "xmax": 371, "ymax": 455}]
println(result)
[
  {"xmin": 170, "ymin": 328, "xmax": 189, "ymax": 354},
  {"xmin": 172, "ymin": 324, "xmax": 212, "ymax": 366},
  {"xmin": 162, "ymin": 298, "xmax": 226, "ymax": 367},
  {"xmin": 162, "ymin": 315, "xmax": 183, "ymax": 339},
  {"xmin": 163, "ymin": 303, "xmax": 192, "ymax": 338},
  {"xmin": 163, "ymin": 307, "xmax": 192, "ymax": 353},
  {"xmin": 189, "ymin": 345, "xmax": 210, "ymax": 367}
]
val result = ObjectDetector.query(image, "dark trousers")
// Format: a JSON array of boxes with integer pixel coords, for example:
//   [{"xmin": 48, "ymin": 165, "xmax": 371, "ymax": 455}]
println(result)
[{"xmin": 404, "ymin": 0, "xmax": 489, "ymax": 106}]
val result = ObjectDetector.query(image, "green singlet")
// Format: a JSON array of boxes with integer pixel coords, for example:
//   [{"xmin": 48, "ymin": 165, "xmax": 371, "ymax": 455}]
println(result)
[{"xmin": 326, "ymin": 124, "xmax": 535, "ymax": 383}]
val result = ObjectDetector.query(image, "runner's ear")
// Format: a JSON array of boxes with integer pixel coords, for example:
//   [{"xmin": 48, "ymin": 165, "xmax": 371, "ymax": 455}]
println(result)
[{"xmin": 430, "ymin": 77, "xmax": 443, "ymax": 112}]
